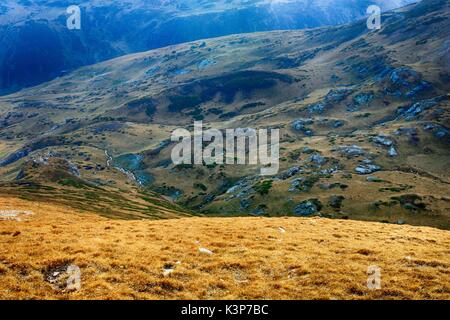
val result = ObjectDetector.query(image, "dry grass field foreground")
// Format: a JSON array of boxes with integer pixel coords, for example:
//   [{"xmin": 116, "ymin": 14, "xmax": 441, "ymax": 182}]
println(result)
[{"xmin": 0, "ymin": 196, "xmax": 449, "ymax": 300}]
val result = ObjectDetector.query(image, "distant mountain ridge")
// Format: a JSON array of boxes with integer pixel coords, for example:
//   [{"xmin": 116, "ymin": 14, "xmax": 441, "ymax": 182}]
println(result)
[{"xmin": 0, "ymin": 0, "xmax": 417, "ymax": 94}]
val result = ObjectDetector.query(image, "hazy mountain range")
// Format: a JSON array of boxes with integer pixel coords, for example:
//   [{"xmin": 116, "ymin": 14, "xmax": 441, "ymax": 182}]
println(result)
[{"xmin": 0, "ymin": 0, "xmax": 448, "ymax": 228}]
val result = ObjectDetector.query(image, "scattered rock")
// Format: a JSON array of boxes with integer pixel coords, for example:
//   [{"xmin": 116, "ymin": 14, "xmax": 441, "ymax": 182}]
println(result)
[
  {"xmin": 406, "ymin": 81, "xmax": 432, "ymax": 97},
  {"xmin": 289, "ymin": 178, "xmax": 304, "ymax": 192},
  {"xmin": 319, "ymin": 167, "xmax": 339, "ymax": 175},
  {"xmin": 325, "ymin": 88, "xmax": 353, "ymax": 103},
  {"xmin": 434, "ymin": 126, "xmax": 450, "ymax": 140},
  {"xmin": 289, "ymin": 176, "xmax": 319, "ymax": 192},
  {"xmin": 389, "ymin": 67, "xmax": 420, "ymax": 87},
  {"xmin": 291, "ymin": 120, "xmax": 307, "ymax": 131},
  {"xmin": 394, "ymin": 127, "xmax": 418, "ymax": 136},
  {"xmin": 309, "ymin": 154, "xmax": 328, "ymax": 166},
  {"xmin": 307, "ymin": 89, "xmax": 353, "ymax": 114},
  {"xmin": 422, "ymin": 123, "xmax": 450, "ymax": 140},
  {"xmin": 333, "ymin": 120, "xmax": 345, "ymax": 128},
  {"xmin": 353, "ymin": 91, "xmax": 374, "ymax": 106},
  {"xmin": 172, "ymin": 68, "xmax": 191, "ymax": 75},
  {"xmin": 198, "ymin": 59, "xmax": 216, "ymax": 70},
  {"xmin": 291, "ymin": 118, "xmax": 314, "ymax": 135},
  {"xmin": 387, "ymin": 67, "xmax": 433, "ymax": 98},
  {"xmin": 335, "ymin": 145, "xmax": 365, "ymax": 158},
  {"xmin": 384, "ymin": 67, "xmax": 430, "ymax": 97},
  {"xmin": 163, "ymin": 268, "xmax": 174, "ymax": 277},
  {"xmin": 294, "ymin": 200, "xmax": 319, "ymax": 217},
  {"xmin": 355, "ymin": 164, "xmax": 381, "ymax": 175},
  {"xmin": 329, "ymin": 195, "xmax": 345, "ymax": 209},
  {"xmin": 199, "ymin": 248, "xmax": 214, "ymax": 255},
  {"xmin": 397, "ymin": 98, "xmax": 438, "ymax": 120},
  {"xmin": 202, "ymin": 194, "xmax": 216, "ymax": 206},
  {"xmin": 388, "ymin": 147, "xmax": 398, "ymax": 157},
  {"xmin": 302, "ymin": 147, "xmax": 315, "ymax": 154},
  {"xmin": 278, "ymin": 166, "xmax": 302, "ymax": 180},
  {"xmin": 309, "ymin": 102, "xmax": 327, "ymax": 115},
  {"xmin": 372, "ymin": 135, "xmax": 394, "ymax": 147},
  {"xmin": 226, "ymin": 178, "xmax": 257, "ymax": 199}
]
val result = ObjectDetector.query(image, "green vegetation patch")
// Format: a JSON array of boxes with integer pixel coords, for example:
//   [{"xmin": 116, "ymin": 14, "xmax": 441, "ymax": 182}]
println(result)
[
  {"xmin": 58, "ymin": 178, "xmax": 87, "ymax": 189},
  {"xmin": 391, "ymin": 194, "xmax": 427, "ymax": 211},
  {"xmin": 194, "ymin": 183, "xmax": 208, "ymax": 191},
  {"xmin": 254, "ymin": 180, "xmax": 273, "ymax": 196}
]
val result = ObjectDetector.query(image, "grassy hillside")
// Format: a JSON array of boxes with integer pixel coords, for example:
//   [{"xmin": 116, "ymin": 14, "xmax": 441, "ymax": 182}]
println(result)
[
  {"xmin": 0, "ymin": 196, "xmax": 449, "ymax": 300},
  {"xmin": 0, "ymin": 0, "xmax": 448, "ymax": 228}
]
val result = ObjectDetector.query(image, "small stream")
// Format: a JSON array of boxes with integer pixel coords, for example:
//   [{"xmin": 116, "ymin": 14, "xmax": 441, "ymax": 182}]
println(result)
[{"xmin": 104, "ymin": 150, "xmax": 153, "ymax": 186}]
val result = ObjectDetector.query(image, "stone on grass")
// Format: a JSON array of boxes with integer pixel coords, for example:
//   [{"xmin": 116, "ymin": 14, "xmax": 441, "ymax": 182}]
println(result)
[{"xmin": 199, "ymin": 248, "xmax": 214, "ymax": 255}]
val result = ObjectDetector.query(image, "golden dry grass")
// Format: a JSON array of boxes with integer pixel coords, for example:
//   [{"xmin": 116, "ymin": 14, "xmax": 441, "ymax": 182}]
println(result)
[{"xmin": 0, "ymin": 196, "xmax": 449, "ymax": 300}]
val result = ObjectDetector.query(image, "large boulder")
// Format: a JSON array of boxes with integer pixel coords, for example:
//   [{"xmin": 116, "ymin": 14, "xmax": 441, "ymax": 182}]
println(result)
[
  {"xmin": 355, "ymin": 164, "xmax": 381, "ymax": 175},
  {"xmin": 307, "ymin": 102, "xmax": 327, "ymax": 114},
  {"xmin": 309, "ymin": 154, "xmax": 328, "ymax": 166},
  {"xmin": 278, "ymin": 166, "xmax": 302, "ymax": 180},
  {"xmin": 335, "ymin": 145, "xmax": 365, "ymax": 158},
  {"xmin": 388, "ymin": 147, "xmax": 398, "ymax": 157},
  {"xmin": 397, "ymin": 98, "xmax": 439, "ymax": 120},
  {"xmin": 325, "ymin": 88, "xmax": 353, "ymax": 103},
  {"xmin": 294, "ymin": 200, "xmax": 319, "ymax": 216},
  {"xmin": 384, "ymin": 67, "xmax": 433, "ymax": 97},
  {"xmin": 372, "ymin": 135, "xmax": 394, "ymax": 147},
  {"xmin": 291, "ymin": 119, "xmax": 314, "ymax": 136}
]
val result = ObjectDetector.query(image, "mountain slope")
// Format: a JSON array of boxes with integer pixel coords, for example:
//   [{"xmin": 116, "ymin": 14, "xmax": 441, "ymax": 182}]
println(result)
[
  {"xmin": 0, "ymin": 0, "xmax": 449, "ymax": 227},
  {"xmin": 0, "ymin": 0, "xmax": 416, "ymax": 94},
  {"xmin": 0, "ymin": 196, "xmax": 449, "ymax": 299}
]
